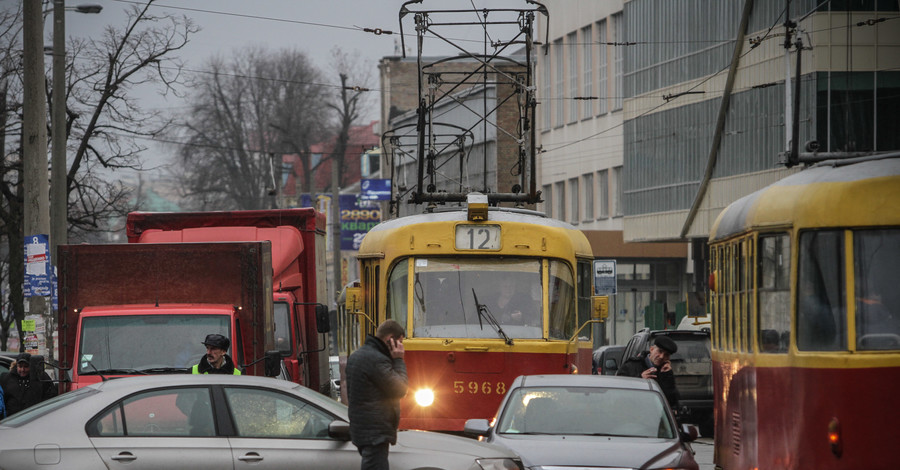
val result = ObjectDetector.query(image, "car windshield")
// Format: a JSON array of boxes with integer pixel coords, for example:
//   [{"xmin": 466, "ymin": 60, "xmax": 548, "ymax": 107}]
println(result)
[
  {"xmin": 496, "ymin": 386, "xmax": 675, "ymax": 439},
  {"xmin": 0, "ymin": 386, "xmax": 97, "ymax": 427},
  {"xmin": 79, "ymin": 314, "xmax": 230, "ymax": 374}
]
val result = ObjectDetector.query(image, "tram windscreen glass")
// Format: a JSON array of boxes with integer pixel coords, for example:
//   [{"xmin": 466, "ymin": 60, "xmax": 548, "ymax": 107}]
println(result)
[
  {"xmin": 409, "ymin": 258, "xmax": 542, "ymax": 339},
  {"xmin": 854, "ymin": 229, "xmax": 900, "ymax": 350},
  {"xmin": 78, "ymin": 314, "xmax": 230, "ymax": 374}
]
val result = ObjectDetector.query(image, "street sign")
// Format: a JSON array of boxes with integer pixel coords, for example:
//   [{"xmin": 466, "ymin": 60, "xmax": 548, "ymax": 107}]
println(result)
[
  {"xmin": 24, "ymin": 234, "xmax": 51, "ymax": 297},
  {"xmin": 593, "ymin": 259, "xmax": 617, "ymax": 295},
  {"xmin": 360, "ymin": 178, "xmax": 391, "ymax": 201}
]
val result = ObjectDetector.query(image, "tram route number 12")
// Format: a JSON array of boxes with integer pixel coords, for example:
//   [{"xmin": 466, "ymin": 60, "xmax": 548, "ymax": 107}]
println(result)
[
  {"xmin": 454, "ymin": 380, "xmax": 507, "ymax": 395},
  {"xmin": 455, "ymin": 224, "xmax": 501, "ymax": 250}
]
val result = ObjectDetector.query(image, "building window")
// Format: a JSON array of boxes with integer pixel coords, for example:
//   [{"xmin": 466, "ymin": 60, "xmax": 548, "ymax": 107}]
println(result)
[
  {"xmin": 580, "ymin": 25, "xmax": 593, "ymax": 119},
  {"xmin": 582, "ymin": 173, "xmax": 594, "ymax": 221},
  {"xmin": 568, "ymin": 177, "xmax": 579, "ymax": 224},
  {"xmin": 542, "ymin": 183, "xmax": 552, "ymax": 217},
  {"xmin": 612, "ymin": 13, "xmax": 624, "ymax": 111},
  {"xmin": 597, "ymin": 169, "xmax": 609, "ymax": 219},
  {"xmin": 568, "ymin": 32, "xmax": 578, "ymax": 124},
  {"xmin": 555, "ymin": 181, "xmax": 566, "ymax": 221},
  {"xmin": 597, "ymin": 20, "xmax": 608, "ymax": 116},
  {"xmin": 613, "ymin": 166, "xmax": 623, "ymax": 217},
  {"xmin": 554, "ymin": 38, "xmax": 565, "ymax": 127},
  {"xmin": 541, "ymin": 45, "xmax": 551, "ymax": 130}
]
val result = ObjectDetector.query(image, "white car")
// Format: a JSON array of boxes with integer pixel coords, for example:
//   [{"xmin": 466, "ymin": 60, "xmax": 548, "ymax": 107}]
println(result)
[{"xmin": 0, "ymin": 374, "xmax": 522, "ymax": 470}]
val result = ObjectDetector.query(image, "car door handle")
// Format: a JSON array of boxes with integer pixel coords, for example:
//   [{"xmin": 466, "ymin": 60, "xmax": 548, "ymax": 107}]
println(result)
[
  {"xmin": 238, "ymin": 452, "xmax": 264, "ymax": 462},
  {"xmin": 111, "ymin": 452, "xmax": 137, "ymax": 462}
]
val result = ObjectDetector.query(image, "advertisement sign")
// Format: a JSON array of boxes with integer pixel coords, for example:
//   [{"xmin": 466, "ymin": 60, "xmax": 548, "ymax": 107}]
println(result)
[
  {"xmin": 299, "ymin": 194, "xmax": 382, "ymax": 251},
  {"xmin": 593, "ymin": 259, "xmax": 617, "ymax": 295},
  {"xmin": 24, "ymin": 234, "xmax": 51, "ymax": 297}
]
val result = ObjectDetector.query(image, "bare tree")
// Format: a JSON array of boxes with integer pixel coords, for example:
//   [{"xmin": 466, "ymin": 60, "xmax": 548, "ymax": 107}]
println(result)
[
  {"xmin": 326, "ymin": 48, "xmax": 373, "ymax": 190},
  {"xmin": 173, "ymin": 46, "xmax": 329, "ymax": 210},
  {"xmin": 0, "ymin": 0, "xmax": 197, "ymax": 350}
]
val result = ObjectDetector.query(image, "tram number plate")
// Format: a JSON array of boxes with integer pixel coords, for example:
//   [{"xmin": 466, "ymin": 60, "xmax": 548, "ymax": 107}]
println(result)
[
  {"xmin": 453, "ymin": 380, "xmax": 507, "ymax": 395},
  {"xmin": 455, "ymin": 225, "xmax": 501, "ymax": 250}
]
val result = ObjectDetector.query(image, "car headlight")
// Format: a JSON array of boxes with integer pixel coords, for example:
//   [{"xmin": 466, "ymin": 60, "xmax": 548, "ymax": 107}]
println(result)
[{"xmin": 472, "ymin": 458, "xmax": 523, "ymax": 470}]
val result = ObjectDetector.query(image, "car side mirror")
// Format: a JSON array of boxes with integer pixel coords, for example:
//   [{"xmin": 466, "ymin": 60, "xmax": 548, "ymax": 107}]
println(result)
[
  {"xmin": 604, "ymin": 359, "xmax": 618, "ymax": 371},
  {"xmin": 315, "ymin": 304, "xmax": 331, "ymax": 334},
  {"xmin": 264, "ymin": 350, "xmax": 282, "ymax": 377},
  {"xmin": 463, "ymin": 418, "xmax": 491, "ymax": 438},
  {"xmin": 680, "ymin": 423, "xmax": 700, "ymax": 442},
  {"xmin": 328, "ymin": 420, "xmax": 351, "ymax": 440}
]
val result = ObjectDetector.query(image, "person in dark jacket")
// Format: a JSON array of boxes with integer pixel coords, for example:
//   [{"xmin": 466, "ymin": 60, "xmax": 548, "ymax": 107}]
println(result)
[
  {"xmin": 0, "ymin": 353, "xmax": 58, "ymax": 416},
  {"xmin": 192, "ymin": 334, "xmax": 241, "ymax": 375},
  {"xmin": 346, "ymin": 320, "xmax": 408, "ymax": 470},
  {"xmin": 617, "ymin": 336, "xmax": 680, "ymax": 411}
]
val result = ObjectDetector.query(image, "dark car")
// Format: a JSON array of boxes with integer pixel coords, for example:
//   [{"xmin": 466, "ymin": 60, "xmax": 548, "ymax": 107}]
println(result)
[
  {"xmin": 464, "ymin": 374, "xmax": 699, "ymax": 470},
  {"xmin": 622, "ymin": 328, "xmax": 713, "ymax": 436},
  {"xmin": 592, "ymin": 344, "xmax": 625, "ymax": 375},
  {"xmin": 0, "ymin": 353, "xmax": 14, "ymax": 376}
]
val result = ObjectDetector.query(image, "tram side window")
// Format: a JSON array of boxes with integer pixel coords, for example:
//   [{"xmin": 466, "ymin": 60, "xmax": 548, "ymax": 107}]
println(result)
[
  {"xmin": 797, "ymin": 231, "xmax": 846, "ymax": 351},
  {"xmin": 577, "ymin": 259, "xmax": 592, "ymax": 328},
  {"xmin": 855, "ymin": 229, "xmax": 900, "ymax": 350},
  {"xmin": 386, "ymin": 260, "xmax": 409, "ymax": 335},
  {"xmin": 549, "ymin": 260, "xmax": 577, "ymax": 340},
  {"xmin": 758, "ymin": 234, "xmax": 790, "ymax": 353}
]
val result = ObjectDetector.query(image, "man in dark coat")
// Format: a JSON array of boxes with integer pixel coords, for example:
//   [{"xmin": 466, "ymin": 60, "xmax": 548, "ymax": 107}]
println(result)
[
  {"xmin": 617, "ymin": 336, "xmax": 681, "ymax": 411},
  {"xmin": 346, "ymin": 320, "xmax": 408, "ymax": 470},
  {"xmin": 0, "ymin": 353, "xmax": 58, "ymax": 416}
]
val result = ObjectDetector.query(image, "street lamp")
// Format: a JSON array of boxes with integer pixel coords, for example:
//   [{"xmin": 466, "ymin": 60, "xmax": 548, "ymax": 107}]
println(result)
[{"xmin": 50, "ymin": 1, "xmax": 102, "ymax": 259}]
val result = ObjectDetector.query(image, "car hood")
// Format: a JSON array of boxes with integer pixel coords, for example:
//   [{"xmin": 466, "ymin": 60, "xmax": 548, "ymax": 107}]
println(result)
[
  {"xmin": 397, "ymin": 430, "xmax": 514, "ymax": 459},
  {"xmin": 494, "ymin": 434, "xmax": 684, "ymax": 467}
]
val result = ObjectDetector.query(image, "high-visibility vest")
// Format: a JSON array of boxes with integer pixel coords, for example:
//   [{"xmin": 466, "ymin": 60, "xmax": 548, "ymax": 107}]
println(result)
[{"xmin": 191, "ymin": 364, "xmax": 241, "ymax": 375}]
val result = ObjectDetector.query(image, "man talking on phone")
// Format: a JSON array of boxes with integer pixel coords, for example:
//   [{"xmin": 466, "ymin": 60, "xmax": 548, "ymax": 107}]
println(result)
[
  {"xmin": 617, "ymin": 336, "xmax": 680, "ymax": 411},
  {"xmin": 346, "ymin": 319, "xmax": 409, "ymax": 470}
]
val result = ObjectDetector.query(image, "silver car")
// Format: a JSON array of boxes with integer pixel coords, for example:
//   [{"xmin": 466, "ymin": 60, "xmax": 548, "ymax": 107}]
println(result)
[
  {"xmin": 0, "ymin": 374, "xmax": 522, "ymax": 470},
  {"xmin": 464, "ymin": 374, "xmax": 699, "ymax": 470}
]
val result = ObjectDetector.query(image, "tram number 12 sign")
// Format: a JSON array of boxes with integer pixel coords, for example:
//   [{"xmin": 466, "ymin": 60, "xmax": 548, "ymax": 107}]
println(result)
[{"xmin": 593, "ymin": 259, "xmax": 617, "ymax": 295}]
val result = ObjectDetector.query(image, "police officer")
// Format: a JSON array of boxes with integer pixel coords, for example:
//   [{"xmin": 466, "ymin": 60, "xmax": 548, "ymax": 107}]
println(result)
[{"xmin": 192, "ymin": 334, "xmax": 241, "ymax": 375}]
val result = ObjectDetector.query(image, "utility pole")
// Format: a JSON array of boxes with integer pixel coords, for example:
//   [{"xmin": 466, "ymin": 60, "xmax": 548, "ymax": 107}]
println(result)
[
  {"xmin": 51, "ymin": 0, "xmax": 67, "ymax": 259},
  {"xmin": 23, "ymin": 0, "xmax": 51, "ymax": 356}
]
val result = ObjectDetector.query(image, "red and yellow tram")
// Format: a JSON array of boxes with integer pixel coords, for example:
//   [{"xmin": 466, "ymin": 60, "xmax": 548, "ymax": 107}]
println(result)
[
  {"xmin": 337, "ymin": 195, "xmax": 606, "ymax": 432},
  {"xmin": 708, "ymin": 155, "xmax": 900, "ymax": 469}
]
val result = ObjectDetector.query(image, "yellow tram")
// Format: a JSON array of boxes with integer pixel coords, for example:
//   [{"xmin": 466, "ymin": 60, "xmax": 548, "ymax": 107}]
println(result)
[
  {"xmin": 337, "ymin": 194, "xmax": 606, "ymax": 432},
  {"xmin": 708, "ymin": 155, "xmax": 900, "ymax": 469}
]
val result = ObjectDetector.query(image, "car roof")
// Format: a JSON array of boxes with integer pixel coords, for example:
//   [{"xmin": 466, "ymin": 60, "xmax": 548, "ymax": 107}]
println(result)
[
  {"xmin": 90, "ymin": 374, "xmax": 304, "ymax": 392},
  {"xmin": 513, "ymin": 374, "xmax": 659, "ymax": 392}
]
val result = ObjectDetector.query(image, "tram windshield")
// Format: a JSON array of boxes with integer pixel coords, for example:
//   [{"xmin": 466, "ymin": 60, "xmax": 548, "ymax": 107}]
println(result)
[{"xmin": 394, "ymin": 257, "xmax": 573, "ymax": 340}]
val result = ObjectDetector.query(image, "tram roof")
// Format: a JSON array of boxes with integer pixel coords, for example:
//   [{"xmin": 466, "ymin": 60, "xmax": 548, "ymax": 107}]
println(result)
[{"xmin": 710, "ymin": 155, "xmax": 900, "ymax": 242}]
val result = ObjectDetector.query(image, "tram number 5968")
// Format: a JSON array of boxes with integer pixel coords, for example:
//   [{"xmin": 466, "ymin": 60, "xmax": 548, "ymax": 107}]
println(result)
[{"xmin": 453, "ymin": 380, "xmax": 506, "ymax": 395}]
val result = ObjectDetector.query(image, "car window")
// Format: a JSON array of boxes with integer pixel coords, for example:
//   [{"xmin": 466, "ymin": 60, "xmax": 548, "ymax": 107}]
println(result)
[
  {"xmin": 224, "ymin": 387, "xmax": 336, "ymax": 439},
  {"xmin": 87, "ymin": 387, "xmax": 213, "ymax": 437},
  {"xmin": 1, "ymin": 387, "xmax": 97, "ymax": 427},
  {"xmin": 496, "ymin": 386, "xmax": 674, "ymax": 439}
]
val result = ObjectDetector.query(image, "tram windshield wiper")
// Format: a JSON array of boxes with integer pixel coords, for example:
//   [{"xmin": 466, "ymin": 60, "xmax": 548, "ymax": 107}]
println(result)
[{"xmin": 472, "ymin": 288, "xmax": 513, "ymax": 345}]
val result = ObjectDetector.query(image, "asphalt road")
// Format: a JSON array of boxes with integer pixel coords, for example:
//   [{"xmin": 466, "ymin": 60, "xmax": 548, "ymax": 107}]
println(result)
[{"xmin": 692, "ymin": 437, "xmax": 715, "ymax": 470}]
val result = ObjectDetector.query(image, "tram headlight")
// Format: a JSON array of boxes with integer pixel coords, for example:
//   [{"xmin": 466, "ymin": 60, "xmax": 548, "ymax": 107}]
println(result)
[{"xmin": 414, "ymin": 388, "xmax": 435, "ymax": 407}]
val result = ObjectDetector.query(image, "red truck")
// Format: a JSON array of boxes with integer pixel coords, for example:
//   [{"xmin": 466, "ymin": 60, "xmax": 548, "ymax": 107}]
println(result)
[
  {"xmin": 126, "ymin": 209, "xmax": 332, "ymax": 395},
  {"xmin": 57, "ymin": 242, "xmax": 276, "ymax": 393}
]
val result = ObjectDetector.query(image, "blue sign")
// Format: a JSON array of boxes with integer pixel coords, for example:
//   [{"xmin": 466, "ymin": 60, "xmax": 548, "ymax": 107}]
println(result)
[
  {"xmin": 24, "ymin": 234, "xmax": 52, "ymax": 297},
  {"xmin": 360, "ymin": 179, "xmax": 391, "ymax": 201},
  {"xmin": 298, "ymin": 194, "xmax": 382, "ymax": 250}
]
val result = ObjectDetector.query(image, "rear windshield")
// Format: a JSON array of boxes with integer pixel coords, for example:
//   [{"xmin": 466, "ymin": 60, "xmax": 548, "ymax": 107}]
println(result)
[{"xmin": 0, "ymin": 387, "xmax": 97, "ymax": 427}]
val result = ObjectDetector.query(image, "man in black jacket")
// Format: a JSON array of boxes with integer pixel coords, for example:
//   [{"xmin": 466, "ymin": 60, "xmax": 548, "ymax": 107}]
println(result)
[
  {"xmin": 346, "ymin": 320, "xmax": 408, "ymax": 470},
  {"xmin": 0, "ymin": 353, "xmax": 58, "ymax": 416},
  {"xmin": 617, "ymin": 336, "xmax": 680, "ymax": 411},
  {"xmin": 192, "ymin": 334, "xmax": 241, "ymax": 375}
]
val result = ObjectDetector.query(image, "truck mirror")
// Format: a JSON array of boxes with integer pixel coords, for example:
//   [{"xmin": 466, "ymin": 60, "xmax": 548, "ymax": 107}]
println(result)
[
  {"xmin": 264, "ymin": 350, "xmax": 282, "ymax": 377},
  {"xmin": 315, "ymin": 304, "xmax": 330, "ymax": 334},
  {"xmin": 591, "ymin": 296, "xmax": 609, "ymax": 321}
]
